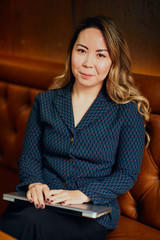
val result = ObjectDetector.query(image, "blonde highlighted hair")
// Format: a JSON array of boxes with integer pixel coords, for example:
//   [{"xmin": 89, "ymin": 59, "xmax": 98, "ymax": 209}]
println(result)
[{"xmin": 49, "ymin": 16, "xmax": 150, "ymax": 146}]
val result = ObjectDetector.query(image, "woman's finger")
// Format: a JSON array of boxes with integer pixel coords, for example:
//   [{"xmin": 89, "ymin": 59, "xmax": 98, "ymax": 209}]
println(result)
[
  {"xmin": 49, "ymin": 189, "xmax": 63, "ymax": 196},
  {"xmin": 27, "ymin": 184, "xmax": 47, "ymax": 209},
  {"xmin": 49, "ymin": 191, "xmax": 68, "ymax": 204},
  {"xmin": 42, "ymin": 184, "xmax": 51, "ymax": 202},
  {"xmin": 29, "ymin": 188, "xmax": 40, "ymax": 208},
  {"xmin": 26, "ymin": 190, "xmax": 33, "ymax": 203},
  {"xmin": 35, "ymin": 186, "xmax": 45, "ymax": 209},
  {"xmin": 62, "ymin": 199, "xmax": 72, "ymax": 205}
]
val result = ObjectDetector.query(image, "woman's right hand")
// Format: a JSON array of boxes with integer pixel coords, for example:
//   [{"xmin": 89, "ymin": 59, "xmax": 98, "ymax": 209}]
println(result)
[{"xmin": 26, "ymin": 183, "xmax": 50, "ymax": 209}]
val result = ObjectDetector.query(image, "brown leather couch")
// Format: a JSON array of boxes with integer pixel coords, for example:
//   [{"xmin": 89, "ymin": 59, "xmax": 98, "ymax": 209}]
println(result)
[{"xmin": 0, "ymin": 56, "xmax": 160, "ymax": 239}]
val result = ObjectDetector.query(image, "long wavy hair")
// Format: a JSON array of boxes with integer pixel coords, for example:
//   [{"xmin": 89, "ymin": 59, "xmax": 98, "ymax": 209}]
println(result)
[{"xmin": 49, "ymin": 16, "xmax": 150, "ymax": 146}]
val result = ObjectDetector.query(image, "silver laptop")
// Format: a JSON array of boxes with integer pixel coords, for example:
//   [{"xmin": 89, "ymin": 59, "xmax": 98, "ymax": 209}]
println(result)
[{"xmin": 3, "ymin": 192, "xmax": 111, "ymax": 219}]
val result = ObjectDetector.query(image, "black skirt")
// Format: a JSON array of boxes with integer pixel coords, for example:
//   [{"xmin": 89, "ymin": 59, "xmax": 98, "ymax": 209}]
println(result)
[{"xmin": 0, "ymin": 203, "xmax": 109, "ymax": 240}]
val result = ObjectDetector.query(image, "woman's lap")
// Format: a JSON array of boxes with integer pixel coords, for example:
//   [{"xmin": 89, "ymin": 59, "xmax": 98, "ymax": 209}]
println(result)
[{"xmin": 0, "ymin": 203, "xmax": 109, "ymax": 240}]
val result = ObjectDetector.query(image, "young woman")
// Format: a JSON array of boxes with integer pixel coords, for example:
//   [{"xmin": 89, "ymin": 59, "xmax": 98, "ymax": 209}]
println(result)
[{"xmin": 0, "ymin": 16, "xmax": 150, "ymax": 240}]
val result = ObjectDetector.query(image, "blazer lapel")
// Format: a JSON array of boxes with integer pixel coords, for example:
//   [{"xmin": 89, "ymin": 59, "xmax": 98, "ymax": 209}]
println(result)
[
  {"xmin": 53, "ymin": 83, "xmax": 75, "ymax": 134},
  {"xmin": 76, "ymin": 84, "xmax": 114, "ymax": 131},
  {"xmin": 52, "ymin": 82, "xmax": 115, "ymax": 133}
]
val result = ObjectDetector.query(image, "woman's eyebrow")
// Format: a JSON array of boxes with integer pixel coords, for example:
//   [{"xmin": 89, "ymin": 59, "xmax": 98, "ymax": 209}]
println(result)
[
  {"xmin": 76, "ymin": 44, "xmax": 88, "ymax": 49},
  {"xmin": 76, "ymin": 44, "xmax": 108, "ymax": 52},
  {"xmin": 96, "ymin": 49, "xmax": 108, "ymax": 52}
]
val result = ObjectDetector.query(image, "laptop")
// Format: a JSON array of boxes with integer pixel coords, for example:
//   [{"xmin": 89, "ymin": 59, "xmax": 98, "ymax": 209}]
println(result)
[{"xmin": 3, "ymin": 192, "xmax": 112, "ymax": 219}]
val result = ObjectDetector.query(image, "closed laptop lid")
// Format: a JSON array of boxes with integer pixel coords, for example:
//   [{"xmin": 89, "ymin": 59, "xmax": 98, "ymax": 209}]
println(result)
[{"xmin": 3, "ymin": 192, "xmax": 112, "ymax": 219}]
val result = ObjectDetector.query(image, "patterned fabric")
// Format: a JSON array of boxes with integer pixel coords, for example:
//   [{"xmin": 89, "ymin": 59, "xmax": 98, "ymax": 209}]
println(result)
[{"xmin": 16, "ymin": 82, "xmax": 145, "ymax": 229}]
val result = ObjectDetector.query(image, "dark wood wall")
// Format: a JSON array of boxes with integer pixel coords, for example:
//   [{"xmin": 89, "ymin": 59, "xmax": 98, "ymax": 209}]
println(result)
[{"xmin": 0, "ymin": 0, "xmax": 159, "ymax": 76}]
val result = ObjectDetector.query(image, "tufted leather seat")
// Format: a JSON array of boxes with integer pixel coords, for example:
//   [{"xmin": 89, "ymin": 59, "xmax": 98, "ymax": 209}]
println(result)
[{"xmin": 0, "ymin": 56, "xmax": 160, "ymax": 239}]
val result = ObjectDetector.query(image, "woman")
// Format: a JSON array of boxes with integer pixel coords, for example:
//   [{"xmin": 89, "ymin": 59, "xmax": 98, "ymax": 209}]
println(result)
[{"xmin": 0, "ymin": 16, "xmax": 150, "ymax": 240}]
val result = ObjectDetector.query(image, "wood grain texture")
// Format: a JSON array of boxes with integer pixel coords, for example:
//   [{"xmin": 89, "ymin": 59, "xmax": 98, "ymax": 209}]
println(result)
[{"xmin": 0, "ymin": 0, "xmax": 159, "ymax": 76}]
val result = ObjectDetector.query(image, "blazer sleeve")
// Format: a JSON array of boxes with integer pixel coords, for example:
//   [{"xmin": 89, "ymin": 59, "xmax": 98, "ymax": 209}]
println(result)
[
  {"xmin": 16, "ymin": 94, "xmax": 45, "ymax": 192},
  {"xmin": 78, "ymin": 102, "xmax": 145, "ymax": 205}
]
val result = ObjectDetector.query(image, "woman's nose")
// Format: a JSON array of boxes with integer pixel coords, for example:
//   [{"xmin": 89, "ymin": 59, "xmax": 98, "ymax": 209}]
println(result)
[{"xmin": 83, "ymin": 54, "xmax": 93, "ymax": 68}]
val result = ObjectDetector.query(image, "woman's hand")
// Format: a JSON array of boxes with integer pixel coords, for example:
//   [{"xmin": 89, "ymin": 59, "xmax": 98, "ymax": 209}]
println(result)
[
  {"xmin": 27, "ymin": 184, "xmax": 91, "ymax": 208},
  {"xmin": 27, "ymin": 183, "xmax": 50, "ymax": 209},
  {"xmin": 48, "ymin": 189, "xmax": 91, "ymax": 205}
]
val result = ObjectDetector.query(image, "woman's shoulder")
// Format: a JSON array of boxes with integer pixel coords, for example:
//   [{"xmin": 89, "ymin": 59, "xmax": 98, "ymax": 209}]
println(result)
[
  {"xmin": 37, "ymin": 88, "xmax": 57, "ymax": 97},
  {"xmin": 120, "ymin": 100, "xmax": 137, "ymax": 111},
  {"xmin": 35, "ymin": 88, "xmax": 62, "ymax": 101},
  {"xmin": 31, "ymin": 90, "xmax": 58, "ymax": 111},
  {"xmin": 119, "ymin": 101, "xmax": 144, "ymax": 124},
  {"xmin": 109, "ymin": 98, "xmax": 138, "ymax": 115}
]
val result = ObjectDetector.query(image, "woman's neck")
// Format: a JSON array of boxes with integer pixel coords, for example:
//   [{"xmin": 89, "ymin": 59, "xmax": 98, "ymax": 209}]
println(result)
[
  {"xmin": 71, "ymin": 81, "xmax": 103, "ymax": 127},
  {"xmin": 72, "ymin": 81, "xmax": 103, "ymax": 100}
]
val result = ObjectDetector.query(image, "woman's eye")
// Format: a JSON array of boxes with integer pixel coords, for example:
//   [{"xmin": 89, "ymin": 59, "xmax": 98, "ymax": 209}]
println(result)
[
  {"xmin": 77, "ymin": 49, "xmax": 86, "ymax": 54},
  {"xmin": 97, "ymin": 53, "xmax": 106, "ymax": 58}
]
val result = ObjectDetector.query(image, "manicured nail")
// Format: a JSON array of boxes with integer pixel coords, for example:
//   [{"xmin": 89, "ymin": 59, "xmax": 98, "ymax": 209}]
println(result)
[
  {"xmin": 46, "ymin": 198, "xmax": 50, "ymax": 202},
  {"xmin": 29, "ymin": 199, "xmax": 33, "ymax": 203},
  {"xmin": 35, "ymin": 204, "xmax": 39, "ymax": 209},
  {"xmin": 41, "ymin": 204, "xmax": 45, "ymax": 209}
]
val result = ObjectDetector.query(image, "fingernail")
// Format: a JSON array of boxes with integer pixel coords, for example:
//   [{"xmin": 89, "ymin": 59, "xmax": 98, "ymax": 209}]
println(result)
[
  {"xmin": 46, "ymin": 198, "xmax": 50, "ymax": 202},
  {"xmin": 41, "ymin": 204, "xmax": 45, "ymax": 209},
  {"xmin": 35, "ymin": 204, "xmax": 39, "ymax": 209},
  {"xmin": 29, "ymin": 199, "xmax": 33, "ymax": 203}
]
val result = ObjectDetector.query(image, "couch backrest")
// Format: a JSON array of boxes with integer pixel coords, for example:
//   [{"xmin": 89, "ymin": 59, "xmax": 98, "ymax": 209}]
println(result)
[{"xmin": 118, "ymin": 74, "xmax": 160, "ymax": 230}]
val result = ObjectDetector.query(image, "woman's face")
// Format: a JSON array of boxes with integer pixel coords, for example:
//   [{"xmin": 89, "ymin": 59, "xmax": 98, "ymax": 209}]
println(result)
[{"xmin": 71, "ymin": 28, "xmax": 112, "ymax": 90}]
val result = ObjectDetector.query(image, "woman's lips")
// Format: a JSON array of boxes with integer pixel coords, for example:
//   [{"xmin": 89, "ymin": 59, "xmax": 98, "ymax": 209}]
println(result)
[{"xmin": 80, "ymin": 72, "xmax": 95, "ymax": 79}]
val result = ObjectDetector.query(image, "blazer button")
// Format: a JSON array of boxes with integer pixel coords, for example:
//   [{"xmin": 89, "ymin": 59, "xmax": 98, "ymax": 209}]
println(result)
[
  {"xmin": 63, "ymin": 182, "xmax": 66, "ymax": 187},
  {"xmin": 71, "ymin": 137, "xmax": 73, "ymax": 142},
  {"xmin": 69, "ymin": 158, "xmax": 73, "ymax": 162}
]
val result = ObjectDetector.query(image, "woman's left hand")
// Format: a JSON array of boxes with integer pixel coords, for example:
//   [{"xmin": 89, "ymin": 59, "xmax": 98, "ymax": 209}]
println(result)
[{"xmin": 48, "ymin": 190, "xmax": 91, "ymax": 205}]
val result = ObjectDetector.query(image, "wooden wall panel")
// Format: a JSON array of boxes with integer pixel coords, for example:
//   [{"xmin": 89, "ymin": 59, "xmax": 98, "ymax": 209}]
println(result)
[
  {"xmin": 0, "ymin": 1, "xmax": 13, "ymax": 55},
  {"xmin": 0, "ymin": 0, "xmax": 72, "ymax": 63},
  {"xmin": 0, "ymin": 0, "xmax": 159, "ymax": 76}
]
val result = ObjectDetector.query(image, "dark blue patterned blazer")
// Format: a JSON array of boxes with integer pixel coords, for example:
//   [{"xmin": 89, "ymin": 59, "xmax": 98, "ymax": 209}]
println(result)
[{"xmin": 16, "ymin": 82, "xmax": 145, "ymax": 229}]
